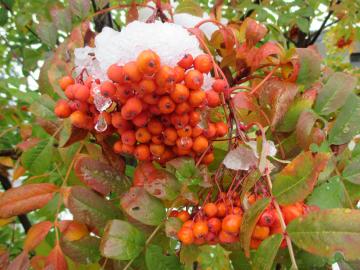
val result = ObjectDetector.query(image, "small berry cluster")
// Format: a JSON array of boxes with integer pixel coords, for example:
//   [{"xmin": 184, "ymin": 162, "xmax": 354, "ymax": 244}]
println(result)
[
  {"xmin": 54, "ymin": 50, "xmax": 229, "ymax": 164},
  {"xmin": 172, "ymin": 192, "xmax": 306, "ymax": 248}
]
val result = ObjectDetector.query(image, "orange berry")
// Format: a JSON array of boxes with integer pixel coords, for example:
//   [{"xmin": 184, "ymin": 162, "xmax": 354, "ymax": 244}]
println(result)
[
  {"xmin": 159, "ymin": 149, "xmax": 174, "ymax": 163},
  {"xmin": 222, "ymin": 214, "xmax": 242, "ymax": 234},
  {"xmin": 163, "ymin": 127, "xmax": 178, "ymax": 142},
  {"xmin": 189, "ymin": 111, "xmax": 201, "ymax": 126},
  {"xmin": 178, "ymin": 54, "xmax": 193, "ymax": 69},
  {"xmin": 252, "ymin": 225, "xmax": 270, "ymax": 240},
  {"xmin": 65, "ymin": 85, "xmax": 76, "ymax": 100},
  {"xmin": 113, "ymin": 140, "xmax": 123, "ymax": 154},
  {"xmin": 136, "ymin": 50, "xmax": 160, "ymax": 75},
  {"xmin": 151, "ymin": 134, "xmax": 163, "ymax": 145},
  {"xmin": 134, "ymin": 144, "xmax": 151, "ymax": 161},
  {"xmin": 192, "ymin": 135, "xmax": 209, "ymax": 152},
  {"xmin": 170, "ymin": 84, "xmax": 189, "ymax": 103},
  {"xmin": 175, "ymin": 102, "xmax": 191, "ymax": 114},
  {"xmin": 150, "ymin": 143, "xmax": 165, "ymax": 156},
  {"xmin": 182, "ymin": 220, "xmax": 194, "ymax": 229},
  {"xmin": 189, "ymin": 90, "xmax": 206, "ymax": 107},
  {"xmin": 177, "ymin": 227, "xmax": 194, "ymax": 245},
  {"xmin": 185, "ymin": 70, "xmax": 204, "ymax": 90},
  {"xmin": 174, "ymin": 66, "xmax": 185, "ymax": 83},
  {"xmin": 194, "ymin": 54, "xmax": 212, "ymax": 73},
  {"xmin": 55, "ymin": 100, "xmax": 72, "ymax": 118},
  {"xmin": 216, "ymin": 202, "xmax": 227, "ymax": 217},
  {"xmin": 204, "ymin": 203, "xmax": 217, "ymax": 218},
  {"xmin": 100, "ymin": 81, "xmax": 116, "ymax": 98},
  {"xmin": 208, "ymin": 217, "xmax": 221, "ymax": 233},
  {"xmin": 123, "ymin": 61, "xmax": 142, "ymax": 83},
  {"xmin": 158, "ymin": 96, "xmax": 176, "ymax": 114},
  {"xmin": 112, "ymin": 112, "xmax": 132, "ymax": 131},
  {"xmin": 143, "ymin": 93, "xmax": 159, "ymax": 105},
  {"xmin": 169, "ymin": 210, "xmax": 179, "ymax": 217},
  {"xmin": 74, "ymin": 84, "xmax": 90, "ymax": 102},
  {"xmin": 70, "ymin": 111, "xmax": 91, "ymax": 129},
  {"xmin": 248, "ymin": 194, "xmax": 256, "ymax": 205},
  {"xmin": 177, "ymin": 125, "xmax": 192, "ymax": 137},
  {"xmin": 176, "ymin": 136, "xmax": 193, "ymax": 150},
  {"xmin": 121, "ymin": 130, "xmax": 136, "ymax": 145},
  {"xmin": 250, "ymin": 238, "xmax": 262, "ymax": 249},
  {"xmin": 215, "ymin": 122, "xmax": 228, "ymax": 137},
  {"xmin": 203, "ymin": 122, "xmax": 217, "ymax": 138},
  {"xmin": 282, "ymin": 204, "xmax": 303, "ymax": 224},
  {"xmin": 114, "ymin": 84, "xmax": 134, "ymax": 104},
  {"xmin": 135, "ymin": 127, "xmax": 152, "ymax": 143},
  {"xmin": 121, "ymin": 144, "xmax": 135, "ymax": 155},
  {"xmin": 155, "ymin": 66, "xmax": 175, "ymax": 88},
  {"xmin": 206, "ymin": 90, "xmax": 221, "ymax": 107},
  {"xmin": 121, "ymin": 97, "xmax": 143, "ymax": 120},
  {"xmin": 138, "ymin": 79, "xmax": 156, "ymax": 95},
  {"xmin": 171, "ymin": 113, "xmax": 189, "ymax": 129},
  {"xmin": 147, "ymin": 119, "xmax": 163, "ymax": 135},
  {"xmin": 59, "ymin": 75, "xmax": 74, "ymax": 90},
  {"xmin": 177, "ymin": 211, "xmax": 190, "ymax": 222},
  {"xmin": 192, "ymin": 126, "xmax": 203, "ymax": 137},
  {"xmin": 232, "ymin": 207, "xmax": 243, "ymax": 216},
  {"xmin": 132, "ymin": 111, "xmax": 148, "ymax": 127},
  {"xmin": 258, "ymin": 210, "xmax": 275, "ymax": 227},
  {"xmin": 202, "ymin": 152, "xmax": 214, "ymax": 164},
  {"xmin": 68, "ymin": 100, "xmax": 88, "ymax": 113},
  {"xmin": 212, "ymin": 79, "xmax": 228, "ymax": 93},
  {"xmin": 219, "ymin": 230, "xmax": 237, "ymax": 243},
  {"xmin": 107, "ymin": 64, "xmax": 125, "ymax": 83},
  {"xmin": 193, "ymin": 220, "xmax": 209, "ymax": 238}
]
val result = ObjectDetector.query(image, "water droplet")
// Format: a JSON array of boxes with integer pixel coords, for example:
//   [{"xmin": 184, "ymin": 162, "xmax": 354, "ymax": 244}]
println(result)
[
  {"xmin": 95, "ymin": 114, "xmax": 108, "ymax": 132},
  {"xmin": 343, "ymin": 124, "xmax": 350, "ymax": 134},
  {"xmin": 92, "ymin": 84, "xmax": 112, "ymax": 112}
]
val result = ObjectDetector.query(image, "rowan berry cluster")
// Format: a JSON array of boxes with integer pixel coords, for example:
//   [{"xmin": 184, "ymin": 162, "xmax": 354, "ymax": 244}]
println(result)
[
  {"xmin": 54, "ymin": 50, "xmax": 229, "ymax": 164},
  {"xmin": 173, "ymin": 192, "xmax": 306, "ymax": 248}
]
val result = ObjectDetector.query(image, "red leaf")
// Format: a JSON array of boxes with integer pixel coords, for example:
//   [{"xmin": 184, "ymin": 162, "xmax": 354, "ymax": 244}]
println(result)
[
  {"xmin": 0, "ymin": 183, "xmax": 58, "ymax": 218},
  {"xmin": 30, "ymin": 255, "xmax": 47, "ymax": 270},
  {"xmin": 233, "ymin": 91, "xmax": 258, "ymax": 111},
  {"xmin": 60, "ymin": 120, "xmax": 88, "ymax": 147},
  {"xmin": 7, "ymin": 251, "xmax": 30, "ymax": 270},
  {"xmin": 74, "ymin": 155, "xmax": 128, "ymax": 195},
  {"xmin": 126, "ymin": 3, "xmax": 139, "ymax": 23},
  {"xmin": 17, "ymin": 138, "xmax": 41, "ymax": 151},
  {"xmin": 296, "ymin": 110, "xmax": 318, "ymax": 150},
  {"xmin": 96, "ymin": 138, "xmax": 125, "ymax": 173},
  {"xmin": 250, "ymin": 42, "xmax": 282, "ymax": 70},
  {"xmin": 244, "ymin": 18, "xmax": 267, "ymax": 47},
  {"xmin": 0, "ymin": 248, "xmax": 9, "ymax": 270},
  {"xmin": 259, "ymin": 79, "xmax": 298, "ymax": 127},
  {"xmin": 24, "ymin": 221, "xmax": 53, "ymax": 252},
  {"xmin": 45, "ymin": 244, "xmax": 68, "ymax": 270}
]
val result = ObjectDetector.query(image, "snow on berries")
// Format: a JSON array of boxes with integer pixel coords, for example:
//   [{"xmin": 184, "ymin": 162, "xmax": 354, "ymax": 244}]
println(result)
[{"xmin": 55, "ymin": 44, "xmax": 228, "ymax": 164}]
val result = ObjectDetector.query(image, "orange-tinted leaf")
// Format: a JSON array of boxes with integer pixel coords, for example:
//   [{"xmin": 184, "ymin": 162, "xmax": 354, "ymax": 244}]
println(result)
[
  {"xmin": 295, "ymin": 110, "xmax": 318, "ymax": 149},
  {"xmin": 20, "ymin": 124, "xmax": 32, "ymax": 140},
  {"xmin": 273, "ymin": 152, "xmax": 330, "ymax": 205},
  {"xmin": 13, "ymin": 165, "xmax": 26, "ymax": 181},
  {"xmin": 126, "ymin": 3, "xmax": 139, "ymax": 23},
  {"xmin": 30, "ymin": 255, "xmax": 47, "ymax": 270},
  {"xmin": 96, "ymin": 139, "xmax": 125, "ymax": 173},
  {"xmin": 259, "ymin": 79, "xmax": 298, "ymax": 127},
  {"xmin": 0, "ymin": 247, "xmax": 9, "ymax": 270},
  {"xmin": 24, "ymin": 221, "xmax": 53, "ymax": 252},
  {"xmin": 59, "ymin": 220, "xmax": 89, "ymax": 241},
  {"xmin": 0, "ymin": 217, "xmax": 15, "ymax": 226},
  {"xmin": 0, "ymin": 183, "xmax": 58, "ymax": 219},
  {"xmin": 244, "ymin": 18, "xmax": 267, "ymax": 47},
  {"xmin": 45, "ymin": 244, "xmax": 68, "ymax": 270},
  {"xmin": 74, "ymin": 155, "xmax": 129, "ymax": 195},
  {"xmin": 0, "ymin": 157, "xmax": 13, "ymax": 167},
  {"xmin": 7, "ymin": 251, "xmax": 29, "ymax": 270},
  {"xmin": 249, "ymin": 42, "xmax": 282, "ymax": 70}
]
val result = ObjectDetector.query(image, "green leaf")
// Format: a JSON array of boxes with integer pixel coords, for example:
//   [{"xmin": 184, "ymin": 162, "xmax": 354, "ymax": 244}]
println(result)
[
  {"xmin": 0, "ymin": 7, "xmax": 8, "ymax": 26},
  {"xmin": 239, "ymin": 170, "xmax": 261, "ymax": 202},
  {"xmin": 197, "ymin": 245, "xmax": 231, "ymax": 270},
  {"xmin": 240, "ymin": 197, "xmax": 270, "ymax": 257},
  {"xmin": 145, "ymin": 244, "xmax": 182, "ymax": 270},
  {"xmin": 21, "ymin": 138, "xmax": 54, "ymax": 175},
  {"xmin": 29, "ymin": 94, "xmax": 56, "ymax": 121},
  {"xmin": 287, "ymin": 208, "xmax": 360, "ymax": 260},
  {"xmin": 166, "ymin": 157, "xmax": 202, "ymax": 186},
  {"xmin": 296, "ymin": 48, "xmax": 321, "ymax": 87},
  {"xmin": 175, "ymin": 0, "xmax": 204, "ymax": 17},
  {"xmin": 165, "ymin": 217, "xmax": 182, "ymax": 239},
  {"xmin": 180, "ymin": 245, "xmax": 200, "ymax": 270},
  {"xmin": 252, "ymin": 234, "xmax": 283, "ymax": 270},
  {"xmin": 307, "ymin": 176, "xmax": 346, "ymax": 209},
  {"xmin": 342, "ymin": 157, "xmax": 360, "ymax": 184},
  {"xmin": 296, "ymin": 251, "xmax": 328, "ymax": 269},
  {"xmin": 69, "ymin": 0, "xmax": 91, "ymax": 18},
  {"xmin": 272, "ymin": 152, "xmax": 330, "ymax": 205},
  {"xmin": 229, "ymin": 250, "xmax": 251, "ymax": 270},
  {"xmin": 314, "ymin": 72, "xmax": 357, "ymax": 115},
  {"xmin": 343, "ymin": 180, "xmax": 360, "ymax": 205},
  {"xmin": 74, "ymin": 155, "xmax": 130, "ymax": 196},
  {"xmin": 100, "ymin": 219, "xmax": 145, "ymax": 261},
  {"xmin": 329, "ymin": 93, "xmax": 360, "ymax": 145},
  {"xmin": 50, "ymin": 7, "xmax": 72, "ymax": 32},
  {"xmin": 297, "ymin": 17, "xmax": 310, "ymax": 33},
  {"xmin": 144, "ymin": 170, "xmax": 181, "ymax": 201},
  {"xmin": 120, "ymin": 187, "xmax": 166, "ymax": 226},
  {"xmin": 60, "ymin": 236, "xmax": 100, "ymax": 264},
  {"xmin": 36, "ymin": 20, "xmax": 57, "ymax": 48},
  {"xmin": 68, "ymin": 186, "xmax": 122, "ymax": 229}
]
